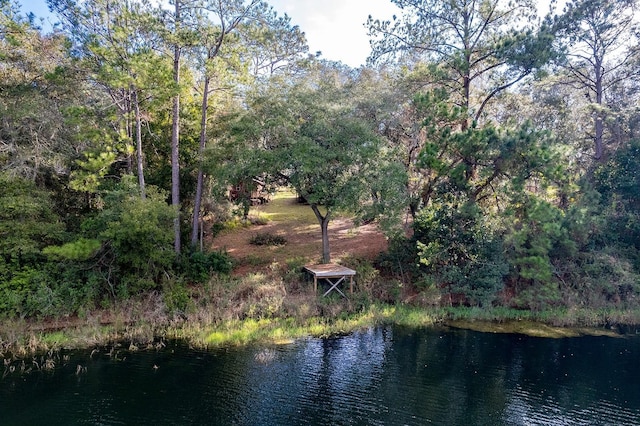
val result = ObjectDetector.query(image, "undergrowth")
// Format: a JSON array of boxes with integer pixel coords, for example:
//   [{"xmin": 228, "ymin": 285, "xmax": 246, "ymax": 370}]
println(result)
[
  {"xmin": 249, "ymin": 232, "xmax": 287, "ymax": 246},
  {"xmin": 3, "ymin": 258, "xmax": 640, "ymax": 358}
]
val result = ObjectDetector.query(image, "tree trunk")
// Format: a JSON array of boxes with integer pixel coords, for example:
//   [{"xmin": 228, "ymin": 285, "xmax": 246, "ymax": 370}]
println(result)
[
  {"xmin": 594, "ymin": 57, "xmax": 604, "ymax": 161},
  {"xmin": 191, "ymin": 75, "xmax": 210, "ymax": 247},
  {"xmin": 462, "ymin": 72, "xmax": 470, "ymax": 131},
  {"xmin": 171, "ymin": 0, "xmax": 182, "ymax": 255},
  {"xmin": 131, "ymin": 86, "xmax": 146, "ymax": 199},
  {"xmin": 124, "ymin": 89, "xmax": 133, "ymax": 174},
  {"xmin": 595, "ymin": 115, "xmax": 604, "ymax": 161},
  {"xmin": 311, "ymin": 204, "xmax": 331, "ymax": 264}
]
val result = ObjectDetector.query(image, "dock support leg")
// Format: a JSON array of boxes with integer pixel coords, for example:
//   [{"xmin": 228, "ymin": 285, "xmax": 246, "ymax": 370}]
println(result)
[{"xmin": 322, "ymin": 276, "xmax": 347, "ymax": 298}]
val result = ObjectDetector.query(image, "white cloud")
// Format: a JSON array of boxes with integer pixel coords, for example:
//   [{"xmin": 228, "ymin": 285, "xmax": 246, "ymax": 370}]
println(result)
[
  {"xmin": 268, "ymin": 0, "xmax": 400, "ymax": 67},
  {"xmin": 269, "ymin": 0, "xmax": 565, "ymax": 67}
]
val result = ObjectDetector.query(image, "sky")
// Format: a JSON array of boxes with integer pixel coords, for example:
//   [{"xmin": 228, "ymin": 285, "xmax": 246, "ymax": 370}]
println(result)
[
  {"xmin": 267, "ymin": 0, "xmax": 400, "ymax": 67},
  {"xmin": 19, "ymin": 0, "xmax": 400, "ymax": 68},
  {"xmin": 19, "ymin": 0, "xmax": 558, "ymax": 68}
]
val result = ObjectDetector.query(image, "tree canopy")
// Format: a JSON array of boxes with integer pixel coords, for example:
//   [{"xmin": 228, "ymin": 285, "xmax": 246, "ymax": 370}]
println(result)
[
  {"xmin": 214, "ymin": 64, "xmax": 407, "ymax": 263},
  {"xmin": 1, "ymin": 0, "xmax": 639, "ymax": 317}
]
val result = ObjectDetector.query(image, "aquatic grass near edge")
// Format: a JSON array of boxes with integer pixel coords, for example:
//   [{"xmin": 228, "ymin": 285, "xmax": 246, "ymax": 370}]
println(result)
[{"xmin": 3, "ymin": 305, "xmax": 640, "ymax": 358}]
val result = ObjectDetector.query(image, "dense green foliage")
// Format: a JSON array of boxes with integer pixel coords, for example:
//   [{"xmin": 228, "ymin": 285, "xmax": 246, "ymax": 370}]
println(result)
[{"xmin": 1, "ymin": 0, "xmax": 639, "ymax": 319}]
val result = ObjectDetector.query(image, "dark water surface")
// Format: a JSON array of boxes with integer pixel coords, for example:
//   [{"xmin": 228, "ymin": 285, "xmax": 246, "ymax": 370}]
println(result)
[{"xmin": 1, "ymin": 326, "xmax": 639, "ymax": 425}]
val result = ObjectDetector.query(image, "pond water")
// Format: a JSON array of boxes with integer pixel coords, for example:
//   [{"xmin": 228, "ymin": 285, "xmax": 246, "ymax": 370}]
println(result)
[{"xmin": 1, "ymin": 326, "xmax": 639, "ymax": 425}]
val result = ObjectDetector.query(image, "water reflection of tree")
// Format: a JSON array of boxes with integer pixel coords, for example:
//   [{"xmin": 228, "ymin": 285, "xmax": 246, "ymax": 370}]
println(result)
[
  {"xmin": 222, "ymin": 328, "xmax": 392, "ymax": 424},
  {"xmin": 503, "ymin": 335, "xmax": 640, "ymax": 425},
  {"xmin": 375, "ymin": 327, "xmax": 513, "ymax": 423},
  {"xmin": 297, "ymin": 328, "xmax": 392, "ymax": 423},
  {"xmin": 187, "ymin": 331, "xmax": 640, "ymax": 424}
]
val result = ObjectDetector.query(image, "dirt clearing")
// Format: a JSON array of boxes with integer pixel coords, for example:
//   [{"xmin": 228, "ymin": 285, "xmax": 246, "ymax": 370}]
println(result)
[{"xmin": 210, "ymin": 190, "xmax": 388, "ymax": 274}]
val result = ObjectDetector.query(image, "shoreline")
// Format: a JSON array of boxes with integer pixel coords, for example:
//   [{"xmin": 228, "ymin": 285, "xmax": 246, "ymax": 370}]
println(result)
[{"xmin": 2, "ymin": 304, "xmax": 639, "ymax": 360}]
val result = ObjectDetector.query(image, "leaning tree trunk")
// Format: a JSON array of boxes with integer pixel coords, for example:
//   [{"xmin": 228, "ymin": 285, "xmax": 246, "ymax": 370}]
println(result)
[{"xmin": 311, "ymin": 204, "xmax": 331, "ymax": 264}]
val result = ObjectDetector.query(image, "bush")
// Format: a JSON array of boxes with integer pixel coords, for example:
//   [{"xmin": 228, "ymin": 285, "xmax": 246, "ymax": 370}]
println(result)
[
  {"xmin": 163, "ymin": 280, "xmax": 192, "ymax": 316},
  {"xmin": 377, "ymin": 236, "xmax": 421, "ymax": 284},
  {"xmin": 0, "ymin": 266, "xmax": 65, "ymax": 319},
  {"xmin": 414, "ymin": 200, "xmax": 508, "ymax": 307},
  {"xmin": 560, "ymin": 247, "xmax": 640, "ymax": 308},
  {"xmin": 208, "ymin": 251, "xmax": 234, "ymax": 274},
  {"xmin": 249, "ymin": 232, "xmax": 287, "ymax": 246},
  {"xmin": 51, "ymin": 263, "xmax": 101, "ymax": 316},
  {"xmin": 181, "ymin": 250, "xmax": 233, "ymax": 283},
  {"xmin": 340, "ymin": 256, "xmax": 378, "ymax": 292},
  {"xmin": 280, "ymin": 257, "xmax": 308, "ymax": 291},
  {"xmin": 79, "ymin": 179, "xmax": 176, "ymax": 295},
  {"xmin": 0, "ymin": 267, "xmax": 42, "ymax": 318},
  {"xmin": 513, "ymin": 282, "xmax": 562, "ymax": 311},
  {"xmin": 0, "ymin": 173, "xmax": 65, "ymax": 266},
  {"xmin": 248, "ymin": 214, "xmax": 269, "ymax": 226}
]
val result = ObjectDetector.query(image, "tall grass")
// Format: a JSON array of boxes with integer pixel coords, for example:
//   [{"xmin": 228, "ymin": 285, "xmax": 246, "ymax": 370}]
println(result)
[
  {"xmin": 3, "ymin": 267, "xmax": 640, "ymax": 358},
  {"xmin": 192, "ymin": 305, "xmax": 439, "ymax": 349}
]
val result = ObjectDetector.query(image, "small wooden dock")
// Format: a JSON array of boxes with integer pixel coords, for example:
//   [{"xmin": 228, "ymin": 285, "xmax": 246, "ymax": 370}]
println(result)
[{"xmin": 304, "ymin": 264, "xmax": 356, "ymax": 298}]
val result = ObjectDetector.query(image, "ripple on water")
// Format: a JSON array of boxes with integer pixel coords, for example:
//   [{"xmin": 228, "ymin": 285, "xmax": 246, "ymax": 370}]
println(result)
[{"xmin": 2, "ymin": 329, "xmax": 640, "ymax": 425}]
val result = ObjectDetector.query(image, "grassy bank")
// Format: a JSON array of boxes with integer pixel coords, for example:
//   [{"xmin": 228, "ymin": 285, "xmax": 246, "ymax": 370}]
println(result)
[
  {"xmin": 0, "ymin": 303, "xmax": 435, "ymax": 359},
  {"xmin": 3, "ymin": 300, "xmax": 639, "ymax": 361},
  {"xmin": 177, "ymin": 304, "xmax": 637, "ymax": 347}
]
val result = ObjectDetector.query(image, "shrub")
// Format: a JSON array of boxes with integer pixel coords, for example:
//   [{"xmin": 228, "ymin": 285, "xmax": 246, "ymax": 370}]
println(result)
[
  {"xmin": 51, "ymin": 263, "xmax": 101, "ymax": 316},
  {"xmin": 180, "ymin": 250, "xmax": 234, "ymax": 283},
  {"xmin": 377, "ymin": 236, "xmax": 421, "ymax": 285},
  {"xmin": 339, "ymin": 256, "xmax": 378, "ymax": 292},
  {"xmin": 280, "ymin": 257, "xmax": 308, "ymax": 291},
  {"xmin": 249, "ymin": 232, "xmax": 287, "ymax": 246},
  {"xmin": 561, "ymin": 247, "xmax": 640, "ymax": 308},
  {"xmin": 163, "ymin": 280, "xmax": 191, "ymax": 316},
  {"xmin": 414, "ymin": 200, "xmax": 508, "ymax": 307},
  {"xmin": 0, "ymin": 173, "xmax": 65, "ymax": 266},
  {"xmin": 208, "ymin": 250, "xmax": 234, "ymax": 274},
  {"xmin": 513, "ymin": 282, "xmax": 562, "ymax": 311},
  {"xmin": 80, "ymin": 179, "xmax": 176, "ymax": 295},
  {"xmin": 0, "ymin": 267, "xmax": 59, "ymax": 318}
]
